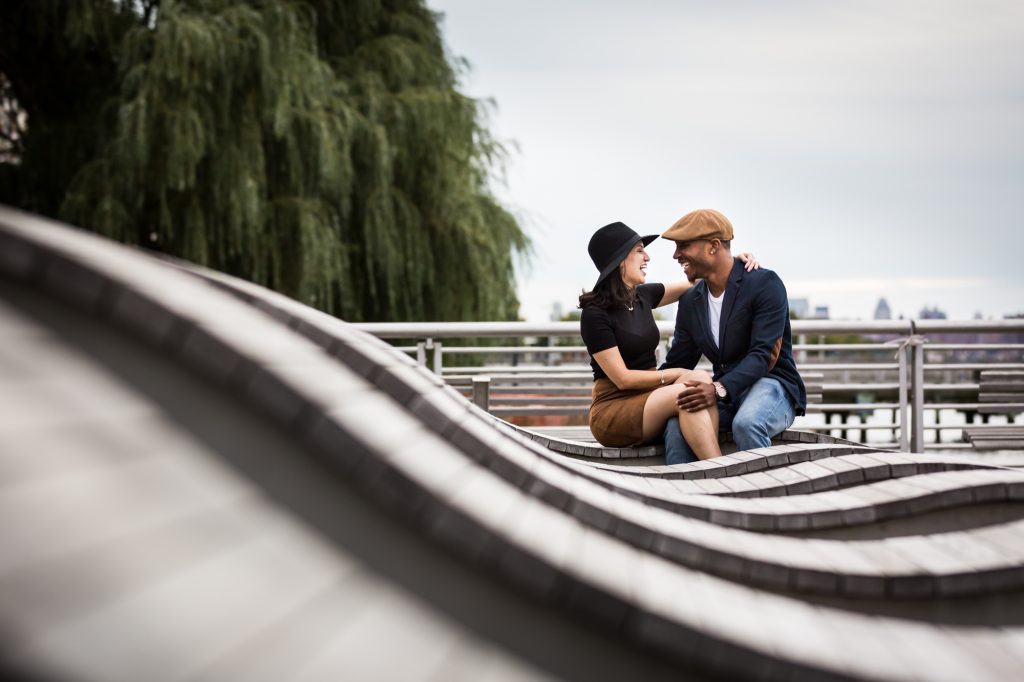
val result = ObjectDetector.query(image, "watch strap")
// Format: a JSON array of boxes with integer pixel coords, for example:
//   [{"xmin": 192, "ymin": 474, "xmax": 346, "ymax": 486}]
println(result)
[{"xmin": 713, "ymin": 381, "xmax": 727, "ymax": 399}]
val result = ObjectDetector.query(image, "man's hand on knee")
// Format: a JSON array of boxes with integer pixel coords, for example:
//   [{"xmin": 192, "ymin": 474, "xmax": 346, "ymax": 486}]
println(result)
[{"xmin": 676, "ymin": 380, "xmax": 716, "ymax": 412}]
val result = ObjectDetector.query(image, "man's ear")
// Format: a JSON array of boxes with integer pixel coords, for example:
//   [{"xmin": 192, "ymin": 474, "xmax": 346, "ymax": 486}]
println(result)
[{"xmin": 707, "ymin": 238, "xmax": 721, "ymax": 255}]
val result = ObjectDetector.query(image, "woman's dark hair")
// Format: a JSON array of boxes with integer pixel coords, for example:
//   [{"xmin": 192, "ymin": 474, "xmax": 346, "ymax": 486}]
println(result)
[{"xmin": 578, "ymin": 269, "xmax": 637, "ymax": 310}]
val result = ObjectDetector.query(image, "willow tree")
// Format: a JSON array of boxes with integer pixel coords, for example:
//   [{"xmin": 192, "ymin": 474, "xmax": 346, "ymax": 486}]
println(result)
[{"xmin": 0, "ymin": 0, "xmax": 528, "ymax": 321}]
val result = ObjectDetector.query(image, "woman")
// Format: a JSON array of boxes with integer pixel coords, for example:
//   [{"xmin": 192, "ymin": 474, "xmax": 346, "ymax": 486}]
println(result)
[{"xmin": 579, "ymin": 221, "xmax": 757, "ymax": 458}]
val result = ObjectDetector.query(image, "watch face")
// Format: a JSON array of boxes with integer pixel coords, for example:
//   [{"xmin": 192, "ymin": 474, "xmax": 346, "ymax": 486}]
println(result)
[{"xmin": 715, "ymin": 383, "xmax": 726, "ymax": 398}]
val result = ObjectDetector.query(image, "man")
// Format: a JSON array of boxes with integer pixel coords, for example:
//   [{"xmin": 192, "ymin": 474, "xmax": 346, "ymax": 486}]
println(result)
[{"xmin": 659, "ymin": 209, "xmax": 806, "ymax": 464}]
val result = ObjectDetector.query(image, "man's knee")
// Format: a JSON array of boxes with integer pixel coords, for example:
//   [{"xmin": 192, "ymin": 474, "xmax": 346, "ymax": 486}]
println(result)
[
  {"xmin": 731, "ymin": 378, "xmax": 793, "ymax": 449},
  {"xmin": 732, "ymin": 411, "xmax": 770, "ymax": 441}
]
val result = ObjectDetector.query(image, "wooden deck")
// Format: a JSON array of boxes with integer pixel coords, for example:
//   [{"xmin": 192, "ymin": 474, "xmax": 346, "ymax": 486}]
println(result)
[{"xmin": 4, "ymin": 204, "xmax": 1024, "ymax": 681}]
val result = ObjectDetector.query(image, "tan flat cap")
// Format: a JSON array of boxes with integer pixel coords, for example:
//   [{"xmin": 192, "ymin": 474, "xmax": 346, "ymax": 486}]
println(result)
[{"xmin": 662, "ymin": 208, "xmax": 734, "ymax": 242}]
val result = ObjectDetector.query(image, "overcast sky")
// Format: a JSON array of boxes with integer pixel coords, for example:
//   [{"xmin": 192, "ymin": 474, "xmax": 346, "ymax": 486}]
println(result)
[{"xmin": 426, "ymin": 0, "xmax": 1024, "ymax": 321}]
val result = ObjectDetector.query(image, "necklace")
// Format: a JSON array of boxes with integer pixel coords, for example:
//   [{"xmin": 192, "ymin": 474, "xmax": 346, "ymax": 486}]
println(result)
[{"xmin": 625, "ymin": 301, "xmax": 635, "ymax": 312}]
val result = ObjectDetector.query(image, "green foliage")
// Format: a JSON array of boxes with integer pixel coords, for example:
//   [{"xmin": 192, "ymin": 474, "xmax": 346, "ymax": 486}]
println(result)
[
  {"xmin": 0, "ymin": 0, "xmax": 528, "ymax": 321},
  {"xmin": 822, "ymin": 333, "xmax": 867, "ymax": 345}
]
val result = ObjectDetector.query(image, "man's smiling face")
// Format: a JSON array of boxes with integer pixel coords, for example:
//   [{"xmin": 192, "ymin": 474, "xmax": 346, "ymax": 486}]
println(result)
[{"xmin": 672, "ymin": 239, "xmax": 712, "ymax": 282}]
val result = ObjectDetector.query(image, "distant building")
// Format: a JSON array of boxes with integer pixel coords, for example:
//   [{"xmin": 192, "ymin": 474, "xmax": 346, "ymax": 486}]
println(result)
[
  {"xmin": 789, "ymin": 298, "xmax": 809, "ymax": 319},
  {"xmin": 549, "ymin": 302, "xmax": 563, "ymax": 322},
  {"xmin": 919, "ymin": 305, "xmax": 947, "ymax": 320},
  {"xmin": 813, "ymin": 305, "xmax": 830, "ymax": 319},
  {"xmin": 873, "ymin": 298, "xmax": 892, "ymax": 320}
]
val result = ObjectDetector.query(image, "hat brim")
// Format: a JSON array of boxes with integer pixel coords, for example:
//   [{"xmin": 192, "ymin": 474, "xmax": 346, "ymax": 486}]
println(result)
[
  {"xmin": 594, "ymin": 234, "xmax": 658, "ymax": 289},
  {"xmin": 660, "ymin": 229, "xmax": 724, "ymax": 242}
]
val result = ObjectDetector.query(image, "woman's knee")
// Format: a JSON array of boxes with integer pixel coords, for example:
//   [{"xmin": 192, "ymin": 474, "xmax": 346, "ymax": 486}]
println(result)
[
  {"xmin": 645, "ymin": 386, "xmax": 679, "ymax": 418},
  {"xmin": 642, "ymin": 387, "xmax": 683, "ymax": 436},
  {"xmin": 672, "ymin": 369, "xmax": 713, "ymax": 384}
]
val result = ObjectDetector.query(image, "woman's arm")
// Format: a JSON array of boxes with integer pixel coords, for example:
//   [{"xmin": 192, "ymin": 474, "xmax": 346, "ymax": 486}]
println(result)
[
  {"xmin": 657, "ymin": 280, "xmax": 692, "ymax": 307},
  {"xmin": 656, "ymin": 251, "xmax": 761, "ymax": 307},
  {"xmin": 592, "ymin": 346, "xmax": 687, "ymax": 390}
]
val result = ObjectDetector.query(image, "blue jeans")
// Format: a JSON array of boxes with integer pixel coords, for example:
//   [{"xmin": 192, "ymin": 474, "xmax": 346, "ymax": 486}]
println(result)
[{"xmin": 663, "ymin": 377, "xmax": 796, "ymax": 465}]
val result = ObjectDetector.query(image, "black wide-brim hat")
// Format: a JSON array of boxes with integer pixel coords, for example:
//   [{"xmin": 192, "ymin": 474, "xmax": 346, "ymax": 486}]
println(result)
[{"xmin": 588, "ymin": 221, "xmax": 658, "ymax": 289}]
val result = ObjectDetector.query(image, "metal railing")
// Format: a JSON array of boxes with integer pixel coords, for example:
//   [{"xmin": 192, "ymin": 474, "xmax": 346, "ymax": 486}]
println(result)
[{"xmin": 353, "ymin": 319, "xmax": 1024, "ymax": 452}]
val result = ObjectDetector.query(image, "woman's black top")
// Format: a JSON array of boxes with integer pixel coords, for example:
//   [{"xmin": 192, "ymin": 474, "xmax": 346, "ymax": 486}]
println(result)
[{"xmin": 580, "ymin": 283, "xmax": 665, "ymax": 381}]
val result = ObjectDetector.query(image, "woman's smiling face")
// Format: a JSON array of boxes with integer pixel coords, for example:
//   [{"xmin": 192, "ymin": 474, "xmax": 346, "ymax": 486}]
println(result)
[{"xmin": 619, "ymin": 241, "xmax": 650, "ymax": 287}]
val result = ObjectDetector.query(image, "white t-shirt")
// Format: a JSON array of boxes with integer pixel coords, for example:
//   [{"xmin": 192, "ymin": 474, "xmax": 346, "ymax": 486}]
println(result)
[{"xmin": 708, "ymin": 290, "xmax": 724, "ymax": 347}]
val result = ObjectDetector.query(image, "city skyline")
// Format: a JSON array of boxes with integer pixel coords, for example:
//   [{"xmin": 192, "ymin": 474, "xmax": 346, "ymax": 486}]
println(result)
[{"xmin": 556, "ymin": 295, "xmax": 1002, "ymax": 323}]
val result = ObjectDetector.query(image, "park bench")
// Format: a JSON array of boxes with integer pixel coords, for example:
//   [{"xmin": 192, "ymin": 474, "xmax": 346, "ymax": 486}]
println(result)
[
  {"xmin": 14, "ymin": 208, "xmax": 1021, "ymax": 679},
  {"xmin": 535, "ymin": 371, "xmax": 823, "ymax": 460},
  {"xmin": 456, "ymin": 370, "xmax": 826, "ymax": 461},
  {"xmin": 455, "ymin": 370, "xmax": 823, "ymax": 417},
  {"xmin": 963, "ymin": 370, "xmax": 1024, "ymax": 449}
]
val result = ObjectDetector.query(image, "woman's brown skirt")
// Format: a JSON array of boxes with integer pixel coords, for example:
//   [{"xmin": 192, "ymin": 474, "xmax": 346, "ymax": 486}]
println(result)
[{"xmin": 589, "ymin": 377, "xmax": 657, "ymax": 447}]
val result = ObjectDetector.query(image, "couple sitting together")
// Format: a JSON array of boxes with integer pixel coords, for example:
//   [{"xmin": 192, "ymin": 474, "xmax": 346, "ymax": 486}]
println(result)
[{"xmin": 579, "ymin": 209, "xmax": 806, "ymax": 464}]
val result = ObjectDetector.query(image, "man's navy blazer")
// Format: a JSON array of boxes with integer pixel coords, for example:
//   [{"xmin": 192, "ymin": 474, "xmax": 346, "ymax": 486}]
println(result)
[{"xmin": 661, "ymin": 258, "xmax": 806, "ymax": 415}]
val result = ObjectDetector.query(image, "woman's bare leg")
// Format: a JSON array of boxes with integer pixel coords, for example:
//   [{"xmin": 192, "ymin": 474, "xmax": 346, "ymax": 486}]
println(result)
[
  {"xmin": 678, "ymin": 370, "xmax": 721, "ymax": 459},
  {"xmin": 642, "ymin": 370, "xmax": 721, "ymax": 458},
  {"xmin": 642, "ymin": 385, "xmax": 687, "ymax": 441},
  {"xmin": 676, "ymin": 405, "xmax": 720, "ymax": 459}
]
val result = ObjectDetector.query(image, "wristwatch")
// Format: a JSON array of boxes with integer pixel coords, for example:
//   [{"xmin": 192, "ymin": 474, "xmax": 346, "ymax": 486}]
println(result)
[{"xmin": 713, "ymin": 381, "xmax": 728, "ymax": 399}]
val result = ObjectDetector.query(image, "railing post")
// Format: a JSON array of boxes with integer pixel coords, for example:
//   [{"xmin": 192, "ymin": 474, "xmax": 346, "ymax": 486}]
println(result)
[
  {"xmin": 911, "ymin": 337, "xmax": 926, "ymax": 452},
  {"xmin": 897, "ymin": 342, "xmax": 910, "ymax": 452},
  {"xmin": 472, "ymin": 376, "xmax": 490, "ymax": 411},
  {"xmin": 432, "ymin": 340, "xmax": 443, "ymax": 376},
  {"xmin": 416, "ymin": 340, "xmax": 427, "ymax": 366}
]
